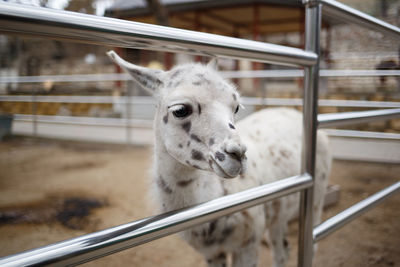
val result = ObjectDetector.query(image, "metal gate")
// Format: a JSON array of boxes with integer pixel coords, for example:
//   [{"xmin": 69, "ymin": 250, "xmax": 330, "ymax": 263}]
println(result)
[{"xmin": 0, "ymin": 0, "xmax": 399, "ymax": 266}]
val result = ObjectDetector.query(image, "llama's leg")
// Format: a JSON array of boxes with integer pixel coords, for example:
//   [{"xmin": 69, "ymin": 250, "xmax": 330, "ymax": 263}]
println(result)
[
  {"xmin": 265, "ymin": 225, "xmax": 289, "ymax": 267},
  {"xmin": 206, "ymin": 252, "xmax": 228, "ymax": 267},
  {"xmin": 232, "ymin": 242, "xmax": 259, "ymax": 267},
  {"xmin": 265, "ymin": 201, "xmax": 290, "ymax": 267}
]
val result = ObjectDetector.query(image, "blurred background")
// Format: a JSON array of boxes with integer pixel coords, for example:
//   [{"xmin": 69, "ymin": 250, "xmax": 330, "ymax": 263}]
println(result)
[
  {"xmin": 0, "ymin": 0, "xmax": 399, "ymax": 145},
  {"xmin": 0, "ymin": 0, "xmax": 399, "ymax": 266}
]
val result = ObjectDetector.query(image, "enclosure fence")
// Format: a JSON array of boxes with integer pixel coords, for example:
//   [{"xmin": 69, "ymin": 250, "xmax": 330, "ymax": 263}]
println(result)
[{"xmin": 0, "ymin": 0, "xmax": 400, "ymax": 266}]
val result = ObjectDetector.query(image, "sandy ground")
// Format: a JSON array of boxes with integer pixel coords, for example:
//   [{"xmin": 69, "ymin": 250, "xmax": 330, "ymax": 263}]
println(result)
[{"xmin": 0, "ymin": 137, "xmax": 399, "ymax": 267}]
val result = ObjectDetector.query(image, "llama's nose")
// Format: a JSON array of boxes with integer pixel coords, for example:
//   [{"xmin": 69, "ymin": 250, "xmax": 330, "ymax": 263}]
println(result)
[{"xmin": 225, "ymin": 141, "xmax": 247, "ymax": 161}]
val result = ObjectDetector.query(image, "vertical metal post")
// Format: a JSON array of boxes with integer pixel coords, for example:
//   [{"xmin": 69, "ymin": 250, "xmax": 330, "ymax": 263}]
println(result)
[{"xmin": 298, "ymin": 1, "xmax": 321, "ymax": 267}]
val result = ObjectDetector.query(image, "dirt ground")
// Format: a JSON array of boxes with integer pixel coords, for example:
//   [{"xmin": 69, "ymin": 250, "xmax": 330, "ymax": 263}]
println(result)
[{"xmin": 0, "ymin": 137, "xmax": 399, "ymax": 267}]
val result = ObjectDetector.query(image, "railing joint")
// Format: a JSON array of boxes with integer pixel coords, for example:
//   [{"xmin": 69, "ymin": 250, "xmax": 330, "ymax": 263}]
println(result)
[{"xmin": 302, "ymin": 0, "xmax": 321, "ymax": 7}]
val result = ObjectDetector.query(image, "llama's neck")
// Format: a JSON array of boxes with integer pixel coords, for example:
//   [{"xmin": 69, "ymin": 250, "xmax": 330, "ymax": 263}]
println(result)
[
  {"xmin": 153, "ymin": 131, "xmax": 223, "ymax": 210},
  {"xmin": 154, "ymin": 142, "xmax": 196, "ymax": 183}
]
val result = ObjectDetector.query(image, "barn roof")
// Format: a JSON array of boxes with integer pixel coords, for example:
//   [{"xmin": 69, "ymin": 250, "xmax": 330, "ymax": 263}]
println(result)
[{"xmin": 105, "ymin": 0, "xmax": 307, "ymax": 37}]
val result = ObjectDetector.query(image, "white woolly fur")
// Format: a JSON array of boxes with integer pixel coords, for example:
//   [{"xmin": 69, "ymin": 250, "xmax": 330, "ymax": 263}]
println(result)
[{"xmin": 107, "ymin": 50, "xmax": 331, "ymax": 267}]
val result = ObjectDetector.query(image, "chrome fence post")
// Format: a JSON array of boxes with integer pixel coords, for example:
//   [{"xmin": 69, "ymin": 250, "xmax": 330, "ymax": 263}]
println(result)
[{"xmin": 298, "ymin": 1, "xmax": 321, "ymax": 267}]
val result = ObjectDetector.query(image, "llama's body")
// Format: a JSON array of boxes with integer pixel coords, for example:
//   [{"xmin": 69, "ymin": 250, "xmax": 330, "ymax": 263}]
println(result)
[{"xmin": 108, "ymin": 51, "xmax": 331, "ymax": 267}]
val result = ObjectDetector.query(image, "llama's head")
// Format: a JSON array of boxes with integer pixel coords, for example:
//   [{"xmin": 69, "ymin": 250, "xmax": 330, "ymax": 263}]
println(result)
[{"xmin": 107, "ymin": 51, "xmax": 247, "ymax": 178}]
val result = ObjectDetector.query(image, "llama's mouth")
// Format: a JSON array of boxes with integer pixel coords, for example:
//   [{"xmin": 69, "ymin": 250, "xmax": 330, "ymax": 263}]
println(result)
[{"xmin": 210, "ymin": 157, "xmax": 242, "ymax": 179}]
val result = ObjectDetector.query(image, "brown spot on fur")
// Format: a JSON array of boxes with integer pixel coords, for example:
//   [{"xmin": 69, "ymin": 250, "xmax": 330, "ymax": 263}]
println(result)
[
  {"xmin": 228, "ymin": 123, "xmax": 235, "ymax": 129},
  {"xmin": 198, "ymin": 103, "xmax": 202, "ymax": 115},
  {"xmin": 209, "ymin": 138, "xmax": 215, "ymax": 146},
  {"xmin": 273, "ymin": 157, "xmax": 282, "ymax": 166},
  {"xmin": 279, "ymin": 149, "xmax": 291, "ymax": 158},
  {"xmin": 208, "ymin": 220, "xmax": 217, "ymax": 235},
  {"xmin": 252, "ymin": 161, "xmax": 257, "ymax": 168},
  {"xmin": 241, "ymin": 210, "xmax": 252, "ymax": 220},
  {"xmin": 269, "ymin": 147, "xmax": 275, "ymax": 156},
  {"xmin": 182, "ymin": 121, "xmax": 191, "ymax": 133},
  {"xmin": 191, "ymin": 149, "xmax": 205, "ymax": 161},
  {"xmin": 177, "ymin": 179, "xmax": 194, "ymax": 187},
  {"xmin": 190, "ymin": 134, "xmax": 202, "ymax": 143},
  {"xmin": 163, "ymin": 114, "xmax": 168, "ymax": 124},
  {"xmin": 270, "ymin": 200, "xmax": 281, "ymax": 225},
  {"xmin": 157, "ymin": 176, "xmax": 172, "ymax": 194},
  {"xmin": 219, "ymin": 226, "xmax": 235, "ymax": 243}
]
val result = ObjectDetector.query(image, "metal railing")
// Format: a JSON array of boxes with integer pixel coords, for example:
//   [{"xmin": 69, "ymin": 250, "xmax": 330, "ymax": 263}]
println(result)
[
  {"xmin": 0, "ymin": 0, "xmax": 399, "ymax": 266},
  {"xmin": 1, "ymin": 69, "xmax": 400, "ymax": 83},
  {"xmin": 2, "ymin": 95, "xmax": 400, "ymax": 107}
]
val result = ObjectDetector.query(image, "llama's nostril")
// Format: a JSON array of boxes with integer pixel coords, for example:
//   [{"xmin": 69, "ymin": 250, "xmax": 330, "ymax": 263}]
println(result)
[
  {"xmin": 226, "ymin": 151, "xmax": 241, "ymax": 161},
  {"xmin": 225, "ymin": 145, "xmax": 245, "ymax": 161}
]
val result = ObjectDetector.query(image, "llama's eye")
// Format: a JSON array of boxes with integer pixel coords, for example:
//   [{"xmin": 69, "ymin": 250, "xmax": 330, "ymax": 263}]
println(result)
[
  {"xmin": 172, "ymin": 104, "xmax": 193, "ymax": 118},
  {"xmin": 234, "ymin": 105, "xmax": 240, "ymax": 114}
]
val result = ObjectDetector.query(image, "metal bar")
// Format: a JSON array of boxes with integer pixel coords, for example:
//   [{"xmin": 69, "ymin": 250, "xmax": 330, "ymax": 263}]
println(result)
[
  {"xmin": 298, "ymin": 2, "xmax": 322, "ymax": 267},
  {"xmin": 0, "ymin": 73, "xmax": 129, "ymax": 83},
  {"xmin": 321, "ymin": 0, "xmax": 400, "ymax": 39},
  {"xmin": 313, "ymin": 181, "xmax": 400, "ymax": 242},
  {"xmin": 0, "ymin": 174, "xmax": 312, "ymax": 267},
  {"xmin": 325, "ymin": 129, "xmax": 400, "ymax": 140},
  {"xmin": 2, "ymin": 95, "xmax": 400, "ymax": 109},
  {"xmin": 13, "ymin": 114, "xmax": 153, "ymax": 128},
  {"xmin": 2, "ymin": 70, "xmax": 400, "ymax": 84},
  {"xmin": 0, "ymin": 95, "xmax": 156, "ymax": 104},
  {"xmin": 318, "ymin": 108, "xmax": 400, "ymax": 128},
  {"xmin": 0, "ymin": 2, "xmax": 317, "ymax": 67},
  {"xmin": 242, "ymin": 98, "xmax": 400, "ymax": 109},
  {"xmin": 12, "ymin": 115, "xmax": 400, "ymax": 141},
  {"xmin": 223, "ymin": 69, "xmax": 400, "ymax": 79}
]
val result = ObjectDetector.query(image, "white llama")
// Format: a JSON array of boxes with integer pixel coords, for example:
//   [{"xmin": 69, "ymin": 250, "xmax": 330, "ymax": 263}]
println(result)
[{"xmin": 107, "ymin": 51, "xmax": 331, "ymax": 267}]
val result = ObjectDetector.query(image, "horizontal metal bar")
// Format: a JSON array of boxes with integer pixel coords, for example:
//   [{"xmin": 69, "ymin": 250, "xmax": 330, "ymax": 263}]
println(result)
[
  {"xmin": 318, "ymin": 108, "xmax": 400, "ymax": 128},
  {"xmin": 2, "ymin": 95, "xmax": 400, "ymax": 109},
  {"xmin": 321, "ymin": 0, "xmax": 400, "ymax": 39},
  {"xmin": 0, "ymin": 2, "xmax": 316, "ymax": 67},
  {"xmin": 317, "ymin": 100, "xmax": 400, "ymax": 109},
  {"xmin": 313, "ymin": 181, "xmax": 400, "ymax": 242},
  {"xmin": 223, "ymin": 69, "xmax": 400, "ymax": 79},
  {"xmin": 325, "ymin": 129, "xmax": 400, "ymax": 140},
  {"xmin": 0, "ymin": 73, "xmax": 129, "ymax": 84},
  {"xmin": 0, "ymin": 95, "xmax": 156, "ymax": 104},
  {"xmin": 2, "ymin": 70, "xmax": 400, "ymax": 84},
  {"xmin": 13, "ymin": 114, "xmax": 153, "ymax": 128},
  {"xmin": 242, "ymin": 98, "xmax": 400, "ymax": 109},
  {"xmin": 12, "ymin": 115, "xmax": 400, "ymax": 141},
  {"xmin": 0, "ymin": 174, "xmax": 312, "ymax": 267}
]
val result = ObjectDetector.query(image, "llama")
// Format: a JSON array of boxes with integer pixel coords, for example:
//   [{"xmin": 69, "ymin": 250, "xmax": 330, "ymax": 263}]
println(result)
[{"xmin": 107, "ymin": 50, "xmax": 331, "ymax": 267}]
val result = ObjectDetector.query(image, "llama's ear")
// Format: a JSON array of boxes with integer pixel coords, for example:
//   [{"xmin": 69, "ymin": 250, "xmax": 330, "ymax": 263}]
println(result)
[
  {"xmin": 207, "ymin": 57, "xmax": 218, "ymax": 70},
  {"xmin": 107, "ymin": 50, "xmax": 165, "ymax": 95}
]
